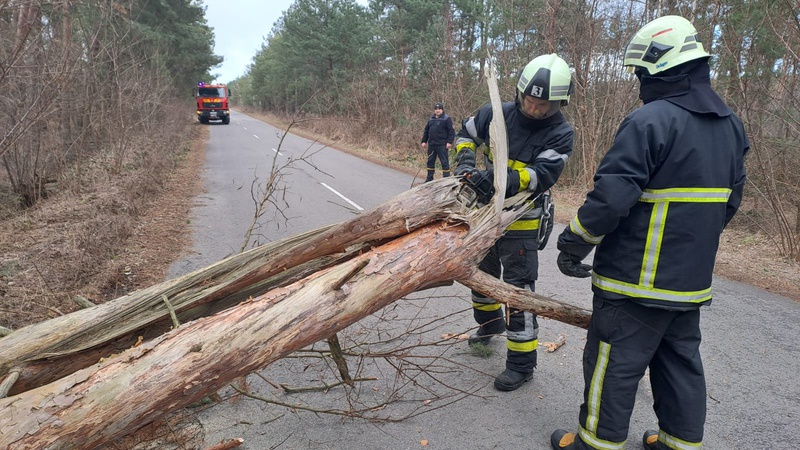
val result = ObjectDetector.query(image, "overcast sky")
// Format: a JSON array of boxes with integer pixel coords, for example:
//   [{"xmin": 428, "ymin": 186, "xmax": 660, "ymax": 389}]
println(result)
[{"xmin": 203, "ymin": 0, "xmax": 369, "ymax": 84}]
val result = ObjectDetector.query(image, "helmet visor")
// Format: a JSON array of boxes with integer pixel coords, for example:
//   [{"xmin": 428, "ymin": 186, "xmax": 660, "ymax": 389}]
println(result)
[{"xmin": 519, "ymin": 94, "xmax": 562, "ymax": 119}]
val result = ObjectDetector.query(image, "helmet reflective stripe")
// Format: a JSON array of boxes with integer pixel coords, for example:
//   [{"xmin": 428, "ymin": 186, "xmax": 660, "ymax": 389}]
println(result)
[
  {"xmin": 623, "ymin": 15, "xmax": 710, "ymax": 75},
  {"xmin": 550, "ymin": 85, "xmax": 572, "ymax": 97}
]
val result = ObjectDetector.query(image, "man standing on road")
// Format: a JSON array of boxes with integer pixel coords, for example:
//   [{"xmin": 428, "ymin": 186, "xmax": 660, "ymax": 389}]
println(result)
[
  {"xmin": 550, "ymin": 16, "xmax": 749, "ymax": 450},
  {"xmin": 453, "ymin": 54, "xmax": 574, "ymax": 391},
  {"xmin": 420, "ymin": 102, "xmax": 455, "ymax": 182}
]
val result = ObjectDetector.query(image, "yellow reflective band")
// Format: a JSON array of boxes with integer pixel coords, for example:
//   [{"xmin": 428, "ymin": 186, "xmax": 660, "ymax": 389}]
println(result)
[
  {"xmin": 506, "ymin": 218, "xmax": 540, "ymax": 231},
  {"xmin": 593, "ymin": 273, "xmax": 712, "ymax": 303},
  {"xmin": 570, "ymin": 216, "xmax": 603, "ymax": 244},
  {"xmin": 585, "ymin": 341, "xmax": 611, "ymax": 435},
  {"xmin": 473, "ymin": 302, "xmax": 502, "ymax": 312},
  {"xmin": 579, "ymin": 426, "xmax": 626, "ymax": 450},
  {"xmin": 507, "ymin": 339, "xmax": 538, "ymax": 352},
  {"xmin": 456, "ymin": 142, "xmax": 476, "ymax": 152},
  {"xmin": 639, "ymin": 202, "xmax": 668, "ymax": 287},
  {"xmin": 659, "ymin": 430, "xmax": 703, "ymax": 449},
  {"xmin": 640, "ymin": 187, "xmax": 732, "ymax": 203},
  {"xmin": 485, "ymin": 154, "xmax": 528, "ymax": 168},
  {"xmin": 517, "ymin": 167, "xmax": 531, "ymax": 190}
]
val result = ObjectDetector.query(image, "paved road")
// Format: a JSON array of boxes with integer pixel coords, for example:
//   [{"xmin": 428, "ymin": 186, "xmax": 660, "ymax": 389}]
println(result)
[{"xmin": 169, "ymin": 111, "xmax": 800, "ymax": 450}]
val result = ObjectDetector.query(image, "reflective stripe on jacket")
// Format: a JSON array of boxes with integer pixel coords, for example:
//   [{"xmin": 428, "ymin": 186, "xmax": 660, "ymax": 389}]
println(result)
[
  {"xmin": 570, "ymin": 99, "xmax": 748, "ymax": 308},
  {"xmin": 454, "ymin": 102, "xmax": 574, "ymax": 237}
]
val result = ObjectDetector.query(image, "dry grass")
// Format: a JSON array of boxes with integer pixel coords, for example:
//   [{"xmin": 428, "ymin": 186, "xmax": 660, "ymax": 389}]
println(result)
[{"xmin": 0, "ymin": 114, "xmax": 207, "ymax": 330}]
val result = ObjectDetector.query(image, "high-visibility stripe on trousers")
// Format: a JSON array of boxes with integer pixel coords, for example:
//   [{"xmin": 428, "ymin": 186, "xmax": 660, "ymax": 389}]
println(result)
[
  {"xmin": 472, "ymin": 237, "xmax": 539, "ymax": 372},
  {"xmin": 577, "ymin": 295, "xmax": 705, "ymax": 449}
]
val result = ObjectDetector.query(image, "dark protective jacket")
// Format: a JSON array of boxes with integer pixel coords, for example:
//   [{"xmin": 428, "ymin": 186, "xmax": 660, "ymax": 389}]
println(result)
[
  {"xmin": 421, "ymin": 113, "xmax": 455, "ymax": 146},
  {"xmin": 558, "ymin": 62, "xmax": 749, "ymax": 309},
  {"xmin": 454, "ymin": 102, "xmax": 574, "ymax": 238}
]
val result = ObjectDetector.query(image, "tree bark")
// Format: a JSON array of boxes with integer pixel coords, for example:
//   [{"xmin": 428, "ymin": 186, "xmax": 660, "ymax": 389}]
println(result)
[{"xmin": 0, "ymin": 180, "xmax": 464, "ymax": 393}]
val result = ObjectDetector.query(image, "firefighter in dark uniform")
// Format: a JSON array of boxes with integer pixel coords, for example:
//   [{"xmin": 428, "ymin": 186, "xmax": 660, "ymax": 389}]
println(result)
[
  {"xmin": 453, "ymin": 54, "xmax": 575, "ymax": 391},
  {"xmin": 550, "ymin": 16, "xmax": 749, "ymax": 450},
  {"xmin": 420, "ymin": 102, "xmax": 456, "ymax": 182}
]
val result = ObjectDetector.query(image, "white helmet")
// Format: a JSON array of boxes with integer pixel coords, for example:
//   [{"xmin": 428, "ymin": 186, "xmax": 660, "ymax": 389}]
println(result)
[
  {"xmin": 624, "ymin": 15, "xmax": 710, "ymax": 75},
  {"xmin": 517, "ymin": 53, "xmax": 574, "ymax": 106}
]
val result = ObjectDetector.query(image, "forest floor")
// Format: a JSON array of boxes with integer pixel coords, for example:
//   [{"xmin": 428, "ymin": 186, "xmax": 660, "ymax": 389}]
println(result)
[{"xmin": 1, "ymin": 110, "xmax": 797, "ymax": 336}]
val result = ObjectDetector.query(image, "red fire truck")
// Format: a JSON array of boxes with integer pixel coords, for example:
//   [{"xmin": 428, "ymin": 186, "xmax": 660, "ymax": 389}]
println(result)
[{"xmin": 194, "ymin": 82, "xmax": 231, "ymax": 124}]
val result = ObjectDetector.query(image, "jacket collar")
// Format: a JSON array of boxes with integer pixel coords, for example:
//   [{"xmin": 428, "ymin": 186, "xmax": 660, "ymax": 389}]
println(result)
[{"xmin": 638, "ymin": 59, "xmax": 732, "ymax": 117}]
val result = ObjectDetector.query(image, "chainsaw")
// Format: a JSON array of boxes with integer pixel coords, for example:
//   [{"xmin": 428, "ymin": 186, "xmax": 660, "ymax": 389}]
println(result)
[{"xmin": 456, "ymin": 169, "xmax": 495, "ymax": 208}]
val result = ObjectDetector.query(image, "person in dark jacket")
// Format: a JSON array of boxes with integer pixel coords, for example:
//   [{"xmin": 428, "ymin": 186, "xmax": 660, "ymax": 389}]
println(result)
[
  {"xmin": 420, "ymin": 102, "xmax": 455, "ymax": 182},
  {"xmin": 550, "ymin": 16, "xmax": 749, "ymax": 450},
  {"xmin": 453, "ymin": 54, "xmax": 575, "ymax": 391}
]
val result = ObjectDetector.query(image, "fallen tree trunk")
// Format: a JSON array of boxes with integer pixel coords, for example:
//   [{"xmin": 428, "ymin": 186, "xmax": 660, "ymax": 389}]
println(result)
[
  {"xmin": 0, "ymin": 180, "xmax": 466, "ymax": 393},
  {"xmin": 0, "ymin": 194, "xmax": 590, "ymax": 449}
]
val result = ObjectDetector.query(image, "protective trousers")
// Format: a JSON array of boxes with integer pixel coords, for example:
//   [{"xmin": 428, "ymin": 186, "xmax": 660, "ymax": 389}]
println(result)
[
  {"xmin": 471, "ymin": 237, "xmax": 539, "ymax": 373},
  {"xmin": 577, "ymin": 295, "xmax": 705, "ymax": 450},
  {"xmin": 426, "ymin": 144, "xmax": 451, "ymax": 181}
]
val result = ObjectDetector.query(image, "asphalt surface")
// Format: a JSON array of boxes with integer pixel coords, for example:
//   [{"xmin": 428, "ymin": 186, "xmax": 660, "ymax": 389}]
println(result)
[{"xmin": 168, "ymin": 111, "xmax": 800, "ymax": 450}]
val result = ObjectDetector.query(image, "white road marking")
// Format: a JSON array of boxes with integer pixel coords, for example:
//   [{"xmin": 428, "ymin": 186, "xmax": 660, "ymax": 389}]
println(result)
[
  {"xmin": 320, "ymin": 183, "xmax": 364, "ymax": 211},
  {"xmin": 271, "ymin": 148, "xmax": 284, "ymax": 156},
  {"xmin": 253, "ymin": 134, "xmax": 259, "ymax": 139}
]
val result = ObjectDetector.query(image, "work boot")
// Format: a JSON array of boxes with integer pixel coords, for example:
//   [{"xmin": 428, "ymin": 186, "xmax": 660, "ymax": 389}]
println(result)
[
  {"xmin": 493, "ymin": 368, "xmax": 533, "ymax": 391},
  {"xmin": 468, "ymin": 328, "xmax": 500, "ymax": 345},
  {"xmin": 642, "ymin": 430, "xmax": 658, "ymax": 450},
  {"xmin": 550, "ymin": 430, "xmax": 589, "ymax": 449}
]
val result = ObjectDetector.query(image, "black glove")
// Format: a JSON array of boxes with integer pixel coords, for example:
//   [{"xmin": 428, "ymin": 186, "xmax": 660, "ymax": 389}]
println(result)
[
  {"xmin": 453, "ymin": 164, "xmax": 472, "ymax": 176},
  {"xmin": 557, "ymin": 252, "xmax": 593, "ymax": 278},
  {"xmin": 459, "ymin": 168, "xmax": 522, "ymax": 204}
]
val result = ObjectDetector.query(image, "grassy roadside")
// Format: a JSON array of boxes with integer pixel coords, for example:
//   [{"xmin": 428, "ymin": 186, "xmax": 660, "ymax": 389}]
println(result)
[{"xmin": 0, "ymin": 114, "xmax": 208, "ymax": 330}]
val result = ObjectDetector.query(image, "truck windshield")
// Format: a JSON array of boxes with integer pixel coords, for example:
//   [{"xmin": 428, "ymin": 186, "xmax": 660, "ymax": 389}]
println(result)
[{"xmin": 198, "ymin": 87, "xmax": 226, "ymax": 97}]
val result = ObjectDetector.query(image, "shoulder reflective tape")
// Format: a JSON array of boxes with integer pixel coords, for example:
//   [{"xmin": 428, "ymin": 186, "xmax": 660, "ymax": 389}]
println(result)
[
  {"xmin": 570, "ymin": 217, "xmax": 604, "ymax": 244},
  {"xmin": 592, "ymin": 273, "xmax": 712, "ymax": 303},
  {"xmin": 465, "ymin": 116, "xmax": 479, "ymax": 139}
]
